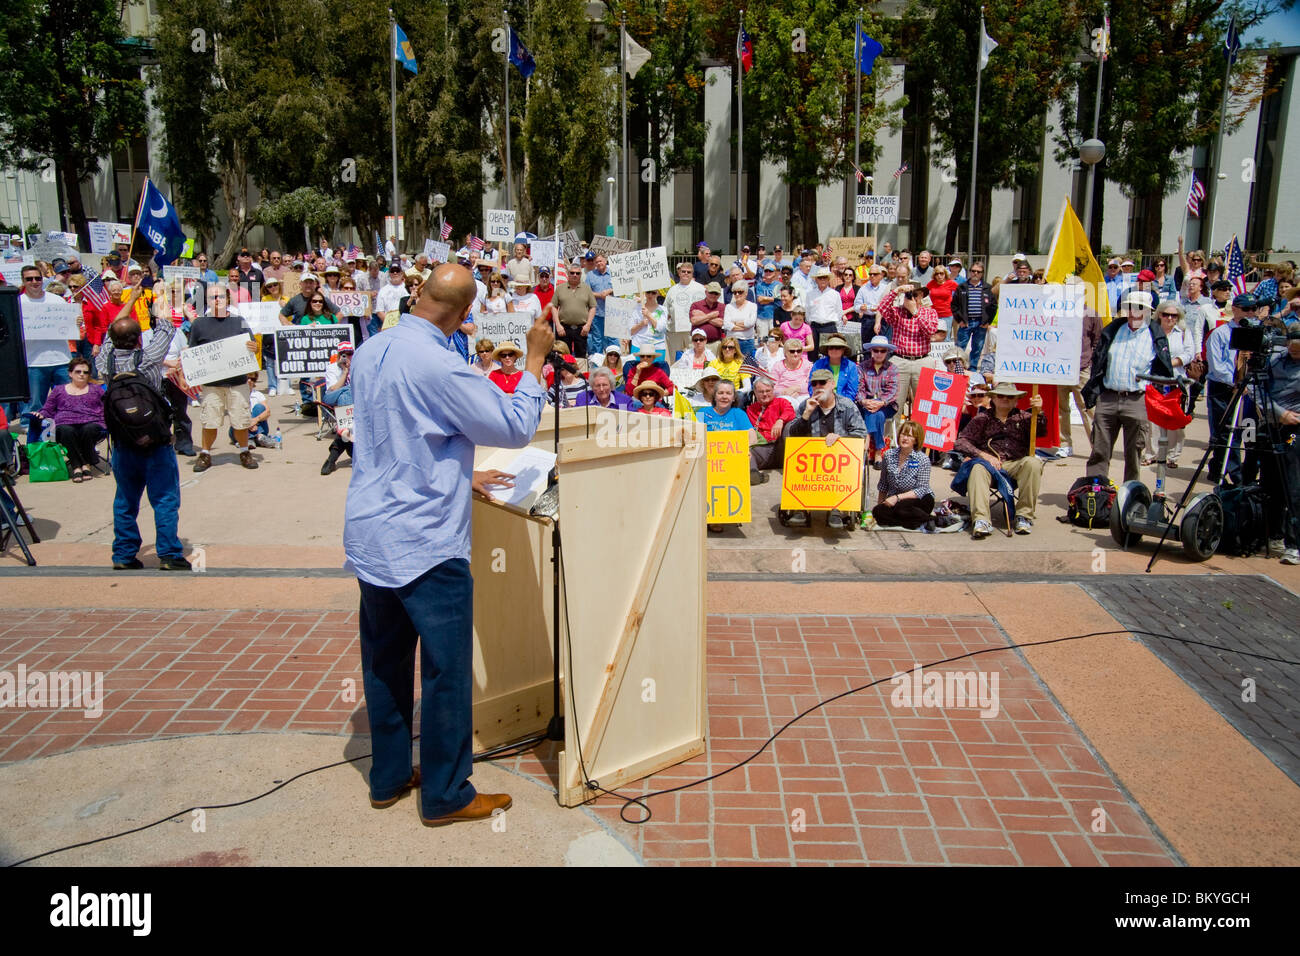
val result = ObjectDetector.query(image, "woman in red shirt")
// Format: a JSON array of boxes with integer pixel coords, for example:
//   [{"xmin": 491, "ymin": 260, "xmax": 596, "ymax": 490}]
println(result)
[
  {"xmin": 623, "ymin": 345, "xmax": 675, "ymax": 398},
  {"xmin": 925, "ymin": 265, "xmax": 959, "ymax": 341},
  {"xmin": 488, "ymin": 342, "xmax": 525, "ymax": 393}
]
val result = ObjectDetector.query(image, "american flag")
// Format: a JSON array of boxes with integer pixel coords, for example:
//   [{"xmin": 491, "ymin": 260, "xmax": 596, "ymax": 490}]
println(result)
[
  {"xmin": 373, "ymin": 230, "xmax": 383, "ymax": 258},
  {"xmin": 1186, "ymin": 175, "xmax": 1206, "ymax": 217},
  {"xmin": 893, "ymin": 162, "xmax": 910, "ymax": 179},
  {"xmin": 554, "ymin": 257, "xmax": 569, "ymax": 285},
  {"xmin": 344, "ymin": 243, "xmax": 359, "ymax": 262},
  {"xmin": 1225, "ymin": 236, "xmax": 1247, "ymax": 295},
  {"xmin": 77, "ymin": 267, "xmax": 109, "ymax": 309},
  {"xmin": 440, "ymin": 221, "xmax": 453, "ymax": 240},
  {"xmin": 850, "ymin": 161, "xmax": 867, "ymax": 184},
  {"xmin": 469, "ymin": 235, "xmax": 485, "ymax": 251},
  {"xmin": 738, "ymin": 356, "xmax": 773, "ymax": 381}
]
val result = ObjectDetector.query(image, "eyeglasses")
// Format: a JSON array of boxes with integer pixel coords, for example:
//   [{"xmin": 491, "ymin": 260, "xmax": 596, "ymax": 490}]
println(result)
[
  {"xmin": 311, "ymin": 299, "xmax": 325, "ymax": 305},
  {"xmin": 1159, "ymin": 311, "xmax": 1180, "ymax": 318},
  {"xmin": 23, "ymin": 276, "xmax": 41, "ymax": 282},
  {"xmin": 71, "ymin": 368, "xmax": 89, "ymax": 374}
]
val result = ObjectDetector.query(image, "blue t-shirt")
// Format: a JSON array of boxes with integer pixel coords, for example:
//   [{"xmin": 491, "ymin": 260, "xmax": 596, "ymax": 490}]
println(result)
[
  {"xmin": 754, "ymin": 279, "xmax": 780, "ymax": 321},
  {"xmin": 585, "ymin": 268, "xmax": 613, "ymax": 319},
  {"xmin": 697, "ymin": 406, "xmax": 751, "ymax": 432}
]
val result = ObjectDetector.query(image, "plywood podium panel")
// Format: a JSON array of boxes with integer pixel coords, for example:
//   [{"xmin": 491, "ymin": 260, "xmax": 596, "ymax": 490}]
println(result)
[{"xmin": 471, "ymin": 408, "xmax": 708, "ymax": 806}]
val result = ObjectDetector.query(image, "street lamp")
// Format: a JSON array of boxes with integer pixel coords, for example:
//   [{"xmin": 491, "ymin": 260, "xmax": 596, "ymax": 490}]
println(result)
[
  {"xmin": 1079, "ymin": 138, "xmax": 1106, "ymax": 243},
  {"xmin": 431, "ymin": 192, "xmax": 446, "ymax": 238},
  {"xmin": 5, "ymin": 173, "xmax": 26, "ymax": 250},
  {"xmin": 606, "ymin": 176, "xmax": 616, "ymax": 237}
]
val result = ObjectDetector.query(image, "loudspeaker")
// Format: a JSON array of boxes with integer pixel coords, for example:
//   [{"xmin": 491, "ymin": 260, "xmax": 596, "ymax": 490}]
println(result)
[{"xmin": 0, "ymin": 289, "xmax": 30, "ymax": 404}]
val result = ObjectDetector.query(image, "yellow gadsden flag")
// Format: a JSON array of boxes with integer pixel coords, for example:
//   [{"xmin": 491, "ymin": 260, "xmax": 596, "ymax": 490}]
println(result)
[{"xmin": 1044, "ymin": 196, "xmax": 1111, "ymax": 322}]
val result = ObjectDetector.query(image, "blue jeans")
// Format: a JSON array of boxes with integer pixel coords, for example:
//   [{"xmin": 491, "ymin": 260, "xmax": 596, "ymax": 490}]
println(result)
[
  {"xmin": 1207, "ymin": 381, "xmax": 1242, "ymax": 482},
  {"xmin": 322, "ymin": 385, "xmax": 352, "ymax": 406},
  {"xmin": 366, "ymin": 315, "xmax": 382, "ymax": 338},
  {"xmin": 230, "ymin": 403, "xmax": 269, "ymax": 442},
  {"xmin": 956, "ymin": 323, "xmax": 986, "ymax": 365},
  {"xmin": 862, "ymin": 404, "xmax": 897, "ymax": 450},
  {"xmin": 23, "ymin": 364, "xmax": 71, "ymax": 442},
  {"xmin": 262, "ymin": 340, "xmax": 278, "ymax": 392},
  {"xmin": 587, "ymin": 315, "xmax": 608, "ymax": 356},
  {"xmin": 111, "ymin": 443, "xmax": 183, "ymax": 563},
  {"xmin": 357, "ymin": 559, "xmax": 476, "ymax": 818}
]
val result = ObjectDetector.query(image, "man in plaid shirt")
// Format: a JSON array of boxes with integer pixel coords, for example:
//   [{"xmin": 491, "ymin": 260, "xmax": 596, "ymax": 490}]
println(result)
[{"xmin": 877, "ymin": 282, "xmax": 939, "ymax": 416}]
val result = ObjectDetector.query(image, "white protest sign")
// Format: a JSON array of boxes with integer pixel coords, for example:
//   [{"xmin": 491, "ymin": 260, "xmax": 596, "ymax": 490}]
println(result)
[
  {"xmin": 604, "ymin": 297, "xmax": 639, "ymax": 340},
  {"xmin": 30, "ymin": 234, "xmax": 78, "ymax": 261},
  {"xmin": 485, "ymin": 209, "xmax": 516, "ymax": 242},
  {"xmin": 607, "ymin": 247, "xmax": 672, "ymax": 297},
  {"xmin": 0, "ymin": 264, "xmax": 22, "ymax": 285},
  {"xmin": 274, "ymin": 325, "xmax": 354, "ymax": 379},
  {"xmin": 20, "ymin": 296, "xmax": 81, "ymax": 340},
  {"xmin": 539, "ymin": 230, "xmax": 582, "ymax": 260},
  {"xmin": 425, "ymin": 240, "xmax": 450, "ymax": 263},
  {"xmin": 422, "ymin": 238, "xmax": 436, "ymax": 258},
  {"xmin": 670, "ymin": 366, "xmax": 705, "ymax": 391},
  {"xmin": 474, "ymin": 314, "xmax": 534, "ymax": 360},
  {"xmin": 993, "ymin": 282, "xmax": 1085, "ymax": 385},
  {"xmin": 181, "ymin": 334, "xmax": 260, "ymax": 386},
  {"xmin": 531, "ymin": 243, "xmax": 556, "ymax": 272},
  {"xmin": 231, "ymin": 301, "xmax": 285, "ymax": 334},
  {"xmin": 164, "ymin": 265, "xmax": 200, "ymax": 283},
  {"xmin": 665, "ymin": 283, "xmax": 699, "ymax": 332},
  {"xmin": 335, "ymin": 405, "xmax": 354, "ymax": 434},
  {"xmin": 330, "ymin": 291, "xmax": 372, "ymax": 318},
  {"xmin": 588, "ymin": 235, "xmax": 634, "ymax": 258},
  {"xmin": 855, "ymin": 195, "xmax": 899, "ymax": 224},
  {"xmin": 89, "ymin": 222, "xmax": 132, "ymax": 255}
]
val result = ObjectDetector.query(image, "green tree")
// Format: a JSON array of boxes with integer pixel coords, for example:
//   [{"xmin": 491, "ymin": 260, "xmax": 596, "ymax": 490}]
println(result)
[
  {"xmin": 1054, "ymin": 0, "xmax": 1292, "ymax": 253},
  {"xmin": 256, "ymin": 186, "xmax": 341, "ymax": 250},
  {"xmin": 905, "ymin": 0, "xmax": 1085, "ymax": 255},
  {"xmin": 744, "ymin": 1, "xmax": 903, "ymax": 248},
  {"xmin": 0, "ymin": 0, "xmax": 147, "ymax": 247}
]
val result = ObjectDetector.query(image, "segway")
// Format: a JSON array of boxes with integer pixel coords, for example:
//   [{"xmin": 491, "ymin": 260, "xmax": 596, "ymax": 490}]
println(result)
[{"xmin": 1110, "ymin": 374, "xmax": 1223, "ymax": 561}]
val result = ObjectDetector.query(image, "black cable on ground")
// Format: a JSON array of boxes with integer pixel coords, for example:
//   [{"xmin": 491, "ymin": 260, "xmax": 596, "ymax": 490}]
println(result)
[{"xmin": 8, "ymin": 618, "xmax": 1293, "ymax": 864}]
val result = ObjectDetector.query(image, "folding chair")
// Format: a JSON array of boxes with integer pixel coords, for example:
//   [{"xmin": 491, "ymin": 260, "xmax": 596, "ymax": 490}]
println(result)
[
  {"xmin": 312, "ymin": 384, "xmax": 339, "ymax": 441},
  {"xmin": 0, "ymin": 459, "xmax": 38, "ymax": 566}
]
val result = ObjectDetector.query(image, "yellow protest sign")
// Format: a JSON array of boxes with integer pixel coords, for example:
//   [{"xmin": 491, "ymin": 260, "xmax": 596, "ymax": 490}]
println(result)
[
  {"xmin": 706, "ymin": 430, "xmax": 750, "ymax": 523},
  {"xmin": 780, "ymin": 437, "xmax": 865, "ymax": 511}
]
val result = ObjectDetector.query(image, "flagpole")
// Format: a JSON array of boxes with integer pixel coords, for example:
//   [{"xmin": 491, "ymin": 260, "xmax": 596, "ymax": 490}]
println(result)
[
  {"xmin": 127, "ymin": 176, "xmax": 148, "ymax": 267},
  {"xmin": 504, "ymin": 11, "xmax": 514, "ymax": 216},
  {"xmin": 621, "ymin": 12, "xmax": 628, "ymax": 239},
  {"xmin": 968, "ymin": 7, "xmax": 984, "ymax": 259},
  {"xmin": 1179, "ymin": 165, "xmax": 1192, "ymax": 251},
  {"xmin": 1206, "ymin": 12, "xmax": 1236, "ymax": 252},
  {"xmin": 389, "ymin": 12, "xmax": 399, "ymax": 241},
  {"xmin": 854, "ymin": 10, "xmax": 862, "ymax": 239},
  {"xmin": 737, "ymin": 11, "xmax": 745, "ymax": 254},
  {"xmin": 1082, "ymin": 3, "xmax": 1106, "ymax": 250}
]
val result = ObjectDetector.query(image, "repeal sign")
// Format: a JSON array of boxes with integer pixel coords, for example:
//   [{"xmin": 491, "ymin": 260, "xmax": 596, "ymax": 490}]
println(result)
[
  {"xmin": 780, "ymin": 437, "xmax": 865, "ymax": 511},
  {"xmin": 911, "ymin": 367, "xmax": 968, "ymax": 452}
]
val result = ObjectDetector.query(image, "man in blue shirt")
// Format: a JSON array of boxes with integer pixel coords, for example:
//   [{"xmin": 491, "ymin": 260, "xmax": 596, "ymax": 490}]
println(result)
[
  {"xmin": 754, "ymin": 263, "xmax": 780, "ymax": 334},
  {"xmin": 1204, "ymin": 293, "xmax": 1255, "ymax": 484},
  {"xmin": 584, "ymin": 254, "xmax": 614, "ymax": 356},
  {"xmin": 344, "ymin": 264, "xmax": 552, "ymax": 827}
]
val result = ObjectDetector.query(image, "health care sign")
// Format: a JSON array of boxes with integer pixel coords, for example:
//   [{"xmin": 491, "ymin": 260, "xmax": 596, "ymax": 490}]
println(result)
[
  {"xmin": 993, "ymin": 282, "xmax": 1085, "ymax": 386},
  {"xmin": 780, "ymin": 437, "xmax": 866, "ymax": 512}
]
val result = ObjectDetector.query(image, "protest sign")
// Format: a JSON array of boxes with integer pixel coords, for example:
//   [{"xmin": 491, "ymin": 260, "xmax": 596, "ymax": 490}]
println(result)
[
  {"xmin": 669, "ymin": 367, "xmax": 705, "ymax": 392},
  {"xmin": 474, "ymin": 314, "xmax": 534, "ymax": 360},
  {"xmin": 164, "ymin": 265, "xmax": 200, "ymax": 282},
  {"xmin": 274, "ymin": 325, "xmax": 354, "ymax": 379},
  {"xmin": 422, "ymin": 238, "xmax": 435, "ymax": 258},
  {"xmin": 425, "ymin": 240, "xmax": 450, "ymax": 263},
  {"xmin": 588, "ymin": 235, "xmax": 634, "ymax": 258},
  {"xmin": 280, "ymin": 272, "xmax": 302, "ymax": 302},
  {"xmin": 603, "ymin": 297, "xmax": 639, "ymax": 340},
  {"xmin": 335, "ymin": 405, "xmax": 354, "ymax": 435},
  {"xmin": 0, "ymin": 264, "xmax": 22, "ymax": 285},
  {"xmin": 20, "ymin": 296, "xmax": 81, "ymax": 340},
  {"xmin": 485, "ymin": 209, "xmax": 516, "ymax": 242},
  {"xmin": 780, "ymin": 437, "xmax": 865, "ymax": 512},
  {"xmin": 665, "ymin": 284, "xmax": 698, "ymax": 332},
  {"xmin": 88, "ymin": 222, "xmax": 132, "ymax": 255},
  {"xmin": 531, "ymin": 243, "xmax": 556, "ymax": 272},
  {"xmin": 181, "ymin": 334, "xmax": 260, "ymax": 386},
  {"xmin": 330, "ymin": 291, "xmax": 371, "ymax": 317},
  {"xmin": 855, "ymin": 195, "xmax": 899, "ymax": 224},
  {"xmin": 30, "ymin": 233, "xmax": 78, "ymax": 261},
  {"xmin": 538, "ymin": 230, "xmax": 582, "ymax": 260},
  {"xmin": 826, "ymin": 236, "xmax": 876, "ymax": 261},
  {"xmin": 231, "ymin": 301, "xmax": 285, "ymax": 334},
  {"xmin": 706, "ymin": 431, "xmax": 751, "ymax": 523},
  {"xmin": 911, "ymin": 367, "xmax": 969, "ymax": 452},
  {"xmin": 993, "ymin": 282, "xmax": 1085, "ymax": 385},
  {"xmin": 607, "ymin": 247, "xmax": 672, "ymax": 297}
]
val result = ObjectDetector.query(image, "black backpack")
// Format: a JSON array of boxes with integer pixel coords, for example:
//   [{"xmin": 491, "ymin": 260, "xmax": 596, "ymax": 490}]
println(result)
[
  {"xmin": 1065, "ymin": 475, "xmax": 1116, "ymax": 528},
  {"xmin": 1213, "ymin": 485, "xmax": 1268, "ymax": 556},
  {"xmin": 103, "ymin": 350, "xmax": 173, "ymax": 452}
]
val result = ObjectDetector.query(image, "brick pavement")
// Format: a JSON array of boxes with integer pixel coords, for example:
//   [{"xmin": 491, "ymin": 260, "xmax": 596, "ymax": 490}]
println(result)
[{"xmin": 0, "ymin": 608, "xmax": 1175, "ymax": 865}]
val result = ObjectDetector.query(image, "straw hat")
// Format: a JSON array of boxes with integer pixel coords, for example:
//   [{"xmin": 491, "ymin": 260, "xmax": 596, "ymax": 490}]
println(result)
[
  {"xmin": 634, "ymin": 381, "xmax": 667, "ymax": 399},
  {"xmin": 987, "ymin": 382, "xmax": 1026, "ymax": 398},
  {"xmin": 492, "ymin": 341, "xmax": 523, "ymax": 360}
]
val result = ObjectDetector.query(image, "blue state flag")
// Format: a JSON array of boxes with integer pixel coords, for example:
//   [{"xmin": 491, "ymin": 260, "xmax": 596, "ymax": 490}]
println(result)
[
  {"xmin": 395, "ymin": 23, "xmax": 418, "ymax": 74},
  {"xmin": 136, "ymin": 178, "xmax": 187, "ymax": 267},
  {"xmin": 856, "ymin": 23, "xmax": 883, "ymax": 75},
  {"xmin": 508, "ymin": 26, "xmax": 535, "ymax": 79}
]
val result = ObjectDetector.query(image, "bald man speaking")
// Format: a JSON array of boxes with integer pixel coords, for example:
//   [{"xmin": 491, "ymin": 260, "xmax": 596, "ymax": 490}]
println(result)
[{"xmin": 344, "ymin": 263, "xmax": 554, "ymax": 826}]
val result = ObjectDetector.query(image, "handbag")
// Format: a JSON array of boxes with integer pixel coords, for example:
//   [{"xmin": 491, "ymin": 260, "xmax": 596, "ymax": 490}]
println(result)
[{"xmin": 26, "ymin": 441, "xmax": 71, "ymax": 483}]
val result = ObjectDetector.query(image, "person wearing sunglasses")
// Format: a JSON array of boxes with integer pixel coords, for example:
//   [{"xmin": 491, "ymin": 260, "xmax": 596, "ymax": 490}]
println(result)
[
  {"xmin": 470, "ymin": 339, "xmax": 501, "ymax": 378},
  {"xmin": 16, "ymin": 265, "xmax": 73, "ymax": 441},
  {"xmin": 34, "ymin": 357, "xmax": 106, "ymax": 482},
  {"xmin": 856, "ymin": 336, "xmax": 898, "ymax": 468}
]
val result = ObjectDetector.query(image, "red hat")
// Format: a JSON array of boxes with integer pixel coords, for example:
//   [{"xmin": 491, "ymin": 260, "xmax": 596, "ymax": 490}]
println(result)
[
  {"xmin": 1144, "ymin": 385, "xmax": 1192, "ymax": 430},
  {"xmin": 1137, "ymin": 268, "xmax": 1156, "ymax": 282}
]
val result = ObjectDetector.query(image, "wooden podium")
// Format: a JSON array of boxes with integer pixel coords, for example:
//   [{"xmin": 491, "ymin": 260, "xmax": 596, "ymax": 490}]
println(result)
[{"xmin": 470, "ymin": 407, "xmax": 708, "ymax": 806}]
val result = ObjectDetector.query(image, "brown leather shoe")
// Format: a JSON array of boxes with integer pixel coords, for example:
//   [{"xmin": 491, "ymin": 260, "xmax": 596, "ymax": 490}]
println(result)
[
  {"xmin": 420, "ymin": 792, "xmax": 512, "ymax": 827},
  {"xmin": 193, "ymin": 452, "xmax": 212, "ymax": 473},
  {"xmin": 239, "ymin": 450, "xmax": 259, "ymax": 469},
  {"xmin": 370, "ymin": 769, "xmax": 420, "ymax": 809}
]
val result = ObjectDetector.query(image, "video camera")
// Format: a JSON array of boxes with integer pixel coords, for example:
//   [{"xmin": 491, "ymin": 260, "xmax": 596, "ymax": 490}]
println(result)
[{"xmin": 1228, "ymin": 319, "xmax": 1286, "ymax": 357}]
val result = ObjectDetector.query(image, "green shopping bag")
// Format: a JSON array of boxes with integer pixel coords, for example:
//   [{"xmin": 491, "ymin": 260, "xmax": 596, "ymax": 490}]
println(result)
[{"xmin": 27, "ymin": 441, "xmax": 70, "ymax": 483}]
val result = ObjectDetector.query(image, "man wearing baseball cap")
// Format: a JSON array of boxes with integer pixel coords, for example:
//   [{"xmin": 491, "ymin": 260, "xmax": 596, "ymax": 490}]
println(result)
[
  {"xmin": 1082, "ymin": 290, "xmax": 1175, "ymax": 485},
  {"xmin": 1203, "ymin": 292, "xmax": 1259, "ymax": 484},
  {"xmin": 780, "ymin": 367, "xmax": 868, "ymax": 530},
  {"xmin": 953, "ymin": 382, "xmax": 1046, "ymax": 537}
]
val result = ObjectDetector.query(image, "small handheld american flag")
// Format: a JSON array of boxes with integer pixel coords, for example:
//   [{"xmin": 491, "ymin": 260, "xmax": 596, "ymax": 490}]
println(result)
[
  {"xmin": 440, "ymin": 221, "xmax": 453, "ymax": 241},
  {"xmin": 344, "ymin": 243, "xmax": 359, "ymax": 262},
  {"xmin": 893, "ymin": 162, "xmax": 910, "ymax": 179},
  {"xmin": 76, "ymin": 267, "xmax": 109, "ymax": 309},
  {"xmin": 469, "ymin": 235, "xmax": 485, "ymax": 252},
  {"xmin": 1186, "ymin": 175, "xmax": 1206, "ymax": 217},
  {"xmin": 738, "ymin": 356, "xmax": 772, "ymax": 381},
  {"xmin": 850, "ymin": 161, "xmax": 867, "ymax": 184},
  {"xmin": 1225, "ymin": 236, "xmax": 1247, "ymax": 295}
]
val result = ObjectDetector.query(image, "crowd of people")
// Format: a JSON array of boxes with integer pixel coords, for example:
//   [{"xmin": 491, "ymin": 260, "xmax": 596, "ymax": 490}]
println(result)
[{"xmin": 4, "ymin": 232, "xmax": 1298, "ymax": 567}]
